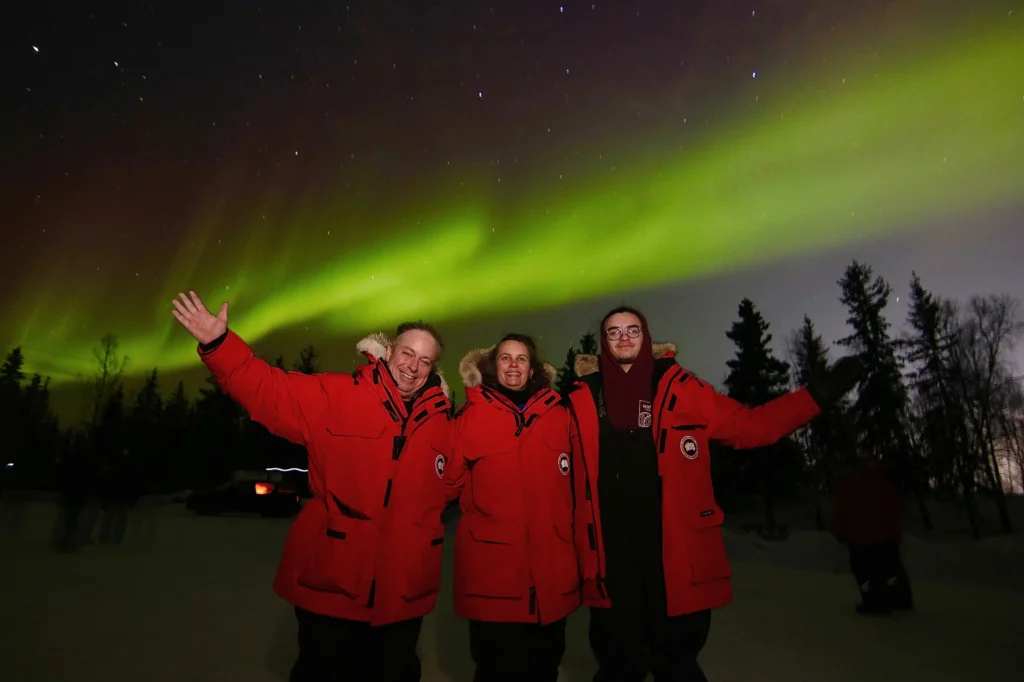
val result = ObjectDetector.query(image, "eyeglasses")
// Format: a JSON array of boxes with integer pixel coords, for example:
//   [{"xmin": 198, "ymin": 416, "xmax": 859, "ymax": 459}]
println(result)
[{"xmin": 605, "ymin": 325, "xmax": 642, "ymax": 340}]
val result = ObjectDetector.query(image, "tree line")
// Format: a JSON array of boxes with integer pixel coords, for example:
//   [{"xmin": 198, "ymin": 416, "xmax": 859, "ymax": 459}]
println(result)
[
  {"xmin": 0, "ymin": 340, "xmax": 320, "ymax": 497},
  {"xmin": 2, "ymin": 260, "xmax": 1021, "ymax": 537}
]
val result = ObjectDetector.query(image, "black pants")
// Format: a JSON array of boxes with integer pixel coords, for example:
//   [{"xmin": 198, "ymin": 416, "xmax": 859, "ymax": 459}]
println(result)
[
  {"xmin": 849, "ymin": 544, "xmax": 913, "ymax": 610},
  {"xmin": 469, "ymin": 618, "xmax": 566, "ymax": 682},
  {"xmin": 289, "ymin": 607, "xmax": 422, "ymax": 682},
  {"xmin": 589, "ymin": 606, "xmax": 711, "ymax": 682}
]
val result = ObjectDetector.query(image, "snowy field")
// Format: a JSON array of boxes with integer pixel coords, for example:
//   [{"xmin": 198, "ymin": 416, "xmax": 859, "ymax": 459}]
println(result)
[{"xmin": 1, "ymin": 497, "xmax": 1022, "ymax": 682}]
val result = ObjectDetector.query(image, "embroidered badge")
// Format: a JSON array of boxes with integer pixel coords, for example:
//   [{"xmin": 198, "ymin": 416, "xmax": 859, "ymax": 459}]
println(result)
[
  {"xmin": 558, "ymin": 453, "xmax": 571, "ymax": 475},
  {"xmin": 681, "ymin": 436, "xmax": 698, "ymax": 459},
  {"xmin": 638, "ymin": 400, "xmax": 653, "ymax": 428},
  {"xmin": 434, "ymin": 454, "xmax": 445, "ymax": 478}
]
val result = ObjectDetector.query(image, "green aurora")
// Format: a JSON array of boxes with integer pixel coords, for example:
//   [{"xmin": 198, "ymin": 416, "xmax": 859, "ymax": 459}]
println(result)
[{"xmin": 12, "ymin": 20, "xmax": 1024, "ymax": 383}]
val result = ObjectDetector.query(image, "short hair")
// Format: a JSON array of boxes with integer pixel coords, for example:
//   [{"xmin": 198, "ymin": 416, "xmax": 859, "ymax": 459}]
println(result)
[
  {"xmin": 394, "ymin": 320, "xmax": 445, "ymax": 366},
  {"xmin": 601, "ymin": 305, "xmax": 646, "ymax": 329},
  {"xmin": 481, "ymin": 333, "xmax": 551, "ymax": 393}
]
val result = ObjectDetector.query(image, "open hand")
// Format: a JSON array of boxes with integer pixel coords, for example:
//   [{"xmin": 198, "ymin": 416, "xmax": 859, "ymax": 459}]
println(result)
[{"xmin": 171, "ymin": 290, "xmax": 228, "ymax": 345}]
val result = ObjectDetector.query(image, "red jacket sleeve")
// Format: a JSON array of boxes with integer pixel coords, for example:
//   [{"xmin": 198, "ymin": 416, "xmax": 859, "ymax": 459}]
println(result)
[
  {"xmin": 702, "ymin": 384, "xmax": 822, "ymax": 450},
  {"xmin": 444, "ymin": 406, "xmax": 471, "ymax": 504},
  {"xmin": 199, "ymin": 330, "xmax": 329, "ymax": 446}
]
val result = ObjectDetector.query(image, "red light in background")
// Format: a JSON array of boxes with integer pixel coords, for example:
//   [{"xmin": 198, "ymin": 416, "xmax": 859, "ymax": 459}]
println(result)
[{"xmin": 254, "ymin": 482, "xmax": 274, "ymax": 495}]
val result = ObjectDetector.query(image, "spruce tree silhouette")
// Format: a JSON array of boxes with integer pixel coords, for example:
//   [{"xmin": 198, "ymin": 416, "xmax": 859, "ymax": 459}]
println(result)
[
  {"xmin": 579, "ymin": 331, "xmax": 598, "ymax": 356},
  {"xmin": 0, "ymin": 348, "xmax": 26, "ymax": 475},
  {"xmin": 722, "ymin": 298, "xmax": 799, "ymax": 528},
  {"xmin": 904, "ymin": 274, "xmax": 979, "ymax": 536},
  {"xmin": 838, "ymin": 261, "xmax": 932, "ymax": 530},
  {"xmin": 555, "ymin": 332, "xmax": 597, "ymax": 395},
  {"xmin": 128, "ymin": 369, "xmax": 163, "ymax": 493},
  {"xmin": 556, "ymin": 345, "xmax": 579, "ymax": 396},
  {"xmin": 293, "ymin": 345, "xmax": 322, "ymax": 374},
  {"xmin": 789, "ymin": 315, "xmax": 853, "ymax": 531},
  {"xmin": 193, "ymin": 374, "xmax": 244, "ymax": 488},
  {"xmin": 160, "ymin": 381, "xmax": 193, "ymax": 492}
]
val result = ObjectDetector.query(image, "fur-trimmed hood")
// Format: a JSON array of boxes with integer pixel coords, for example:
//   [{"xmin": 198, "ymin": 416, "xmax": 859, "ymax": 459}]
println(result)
[
  {"xmin": 574, "ymin": 342, "xmax": 678, "ymax": 377},
  {"xmin": 459, "ymin": 346, "xmax": 558, "ymax": 389},
  {"xmin": 356, "ymin": 332, "xmax": 450, "ymax": 398}
]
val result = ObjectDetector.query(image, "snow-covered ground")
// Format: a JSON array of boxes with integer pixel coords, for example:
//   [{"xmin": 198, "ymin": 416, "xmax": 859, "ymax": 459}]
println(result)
[{"xmin": 1, "ymin": 498, "xmax": 1021, "ymax": 682}]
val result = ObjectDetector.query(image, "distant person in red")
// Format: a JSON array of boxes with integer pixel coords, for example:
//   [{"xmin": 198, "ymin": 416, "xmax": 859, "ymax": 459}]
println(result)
[
  {"xmin": 447, "ymin": 334, "xmax": 578, "ymax": 682},
  {"xmin": 832, "ymin": 454, "xmax": 913, "ymax": 615},
  {"xmin": 171, "ymin": 290, "xmax": 453, "ymax": 682},
  {"xmin": 567, "ymin": 305, "xmax": 862, "ymax": 682}
]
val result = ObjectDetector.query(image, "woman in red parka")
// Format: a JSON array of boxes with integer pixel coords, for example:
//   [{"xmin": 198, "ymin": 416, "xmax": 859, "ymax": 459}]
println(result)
[{"xmin": 447, "ymin": 333, "xmax": 579, "ymax": 682}]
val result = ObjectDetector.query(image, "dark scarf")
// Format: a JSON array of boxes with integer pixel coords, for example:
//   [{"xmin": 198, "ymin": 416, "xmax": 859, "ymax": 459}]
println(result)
[
  {"xmin": 485, "ymin": 380, "xmax": 541, "ymax": 410},
  {"xmin": 599, "ymin": 311, "xmax": 655, "ymax": 430}
]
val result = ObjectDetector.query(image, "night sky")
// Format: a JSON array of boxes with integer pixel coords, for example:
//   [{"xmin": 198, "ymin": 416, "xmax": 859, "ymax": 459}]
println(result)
[{"xmin": 3, "ymin": 1, "xmax": 1022, "ymax": 421}]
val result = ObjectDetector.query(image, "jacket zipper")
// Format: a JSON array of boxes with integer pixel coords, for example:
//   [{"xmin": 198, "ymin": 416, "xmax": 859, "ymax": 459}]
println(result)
[
  {"xmin": 370, "ymin": 386, "xmax": 446, "ymax": 610},
  {"xmin": 568, "ymin": 399, "xmax": 605, "ymax": 597},
  {"xmin": 529, "ymin": 586, "xmax": 537, "ymax": 616}
]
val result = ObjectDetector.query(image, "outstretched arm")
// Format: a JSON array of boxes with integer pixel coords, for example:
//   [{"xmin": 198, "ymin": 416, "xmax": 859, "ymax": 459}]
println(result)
[
  {"xmin": 172, "ymin": 291, "xmax": 328, "ymax": 446},
  {"xmin": 701, "ymin": 356, "xmax": 862, "ymax": 450},
  {"xmin": 704, "ymin": 384, "xmax": 822, "ymax": 449}
]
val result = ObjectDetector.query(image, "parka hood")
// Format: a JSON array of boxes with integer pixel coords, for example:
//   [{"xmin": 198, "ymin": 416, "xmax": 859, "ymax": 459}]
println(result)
[
  {"xmin": 356, "ymin": 332, "xmax": 450, "ymax": 398},
  {"xmin": 574, "ymin": 342, "xmax": 678, "ymax": 377},
  {"xmin": 459, "ymin": 346, "xmax": 558, "ymax": 389}
]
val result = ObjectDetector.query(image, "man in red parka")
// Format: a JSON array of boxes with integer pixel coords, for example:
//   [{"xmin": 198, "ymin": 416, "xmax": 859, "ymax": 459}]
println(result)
[
  {"xmin": 832, "ymin": 453, "xmax": 913, "ymax": 615},
  {"xmin": 171, "ymin": 290, "xmax": 453, "ymax": 682},
  {"xmin": 567, "ymin": 305, "xmax": 861, "ymax": 682}
]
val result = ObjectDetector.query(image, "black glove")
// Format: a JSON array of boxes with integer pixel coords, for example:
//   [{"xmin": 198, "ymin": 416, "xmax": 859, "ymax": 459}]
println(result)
[
  {"xmin": 199, "ymin": 330, "xmax": 229, "ymax": 353},
  {"xmin": 806, "ymin": 355, "xmax": 863, "ymax": 408}
]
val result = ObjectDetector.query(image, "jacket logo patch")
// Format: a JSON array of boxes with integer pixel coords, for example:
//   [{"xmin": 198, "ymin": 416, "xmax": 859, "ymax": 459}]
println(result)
[
  {"xmin": 434, "ymin": 454, "xmax": 445, "ymax": 479},
  {"xmin": 558, "ymin": 453, "xmax": 571, "ymax": 475},
  {"xmin": 638, "ymin": 400, "xmax": 653, "ymax": 428},
  {"xmin": 681, "ymin": 436, "xmax": 699, "ymax": 459}
]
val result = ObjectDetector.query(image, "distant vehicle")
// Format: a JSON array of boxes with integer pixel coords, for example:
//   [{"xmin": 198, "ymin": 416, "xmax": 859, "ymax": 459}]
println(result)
[{"xmin": 185, "ymin": 479, "xmax": 301, "ymax": 517}]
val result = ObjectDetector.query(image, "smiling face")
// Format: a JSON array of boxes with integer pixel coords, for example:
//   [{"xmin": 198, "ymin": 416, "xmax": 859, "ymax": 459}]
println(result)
[
  {"xmin": 385, "ymin": 329, "xmax": 438, "ymax": 398},
  {"xmin": 495, "ymin": 339, "xmax": 532, "ymax": 391},
  {"xmin": 603, "ymin": 311, "xmax": 644, "ymax": 367}
]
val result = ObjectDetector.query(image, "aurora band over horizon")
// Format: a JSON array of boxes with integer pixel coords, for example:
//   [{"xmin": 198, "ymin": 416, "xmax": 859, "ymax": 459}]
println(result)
[{"xmin": 13, "ymin": 22, "xmax": 1024, "ymax": 383}]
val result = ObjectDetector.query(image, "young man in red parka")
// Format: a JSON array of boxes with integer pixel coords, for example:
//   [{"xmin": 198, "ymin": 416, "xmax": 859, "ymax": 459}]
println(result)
[
  {"xmin": 171, "ymin": 290, "xmax": 453, "ymax": 682},
  {"xmin": 567, "ymin": 305, "xmax": 862, "ymax": 682},
  {"xmin": 832, "ymin": 453, "xmax": 913, "ymax": 615},
  {"xmin": 447, "ymin": 333, "xmax": 578, "ymax": 682}
]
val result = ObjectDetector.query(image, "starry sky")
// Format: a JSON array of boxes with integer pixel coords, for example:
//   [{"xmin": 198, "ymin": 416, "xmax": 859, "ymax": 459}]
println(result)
[{"xmin": 3, "ymin": 0, "xmax": 1022, "ymax": 421}]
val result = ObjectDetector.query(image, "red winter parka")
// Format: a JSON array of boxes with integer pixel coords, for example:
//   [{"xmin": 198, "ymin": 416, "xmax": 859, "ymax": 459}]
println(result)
[
  {"xmin": 568, "ymin": 342, "xmax": 822, "ymax": 617},
  {"xmin": 445, "ymin": 348, "xmax": 580, "ymax": 625},
  {"xmin": 200, "ymin": 330, "xmax": 453, "ymax": 626}
]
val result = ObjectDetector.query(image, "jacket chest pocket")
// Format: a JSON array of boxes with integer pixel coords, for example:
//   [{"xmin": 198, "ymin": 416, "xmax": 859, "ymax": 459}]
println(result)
[
  {"xmin": 324, "ymin": 411, "xmax": 390, "ymax": 442},
  {"xmin": 658, "ymin": 414, "xmax": 709, "ymax": 475},
  {"xmin": 322, "ymin": 418, "xmax": 391, "ymax": 510}
]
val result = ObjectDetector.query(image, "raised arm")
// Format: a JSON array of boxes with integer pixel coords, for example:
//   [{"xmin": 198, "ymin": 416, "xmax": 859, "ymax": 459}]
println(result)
[
  {"xmin": 172, "ymin": 290, "xmax": 328, "ymax": 446},
  {"xmin": 703, "ymin": 385, "xmax": 821, "ymax": 449},
  {"xmin": 701, "ymin": 356, "xmax": 863, "ymax": 450}
]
